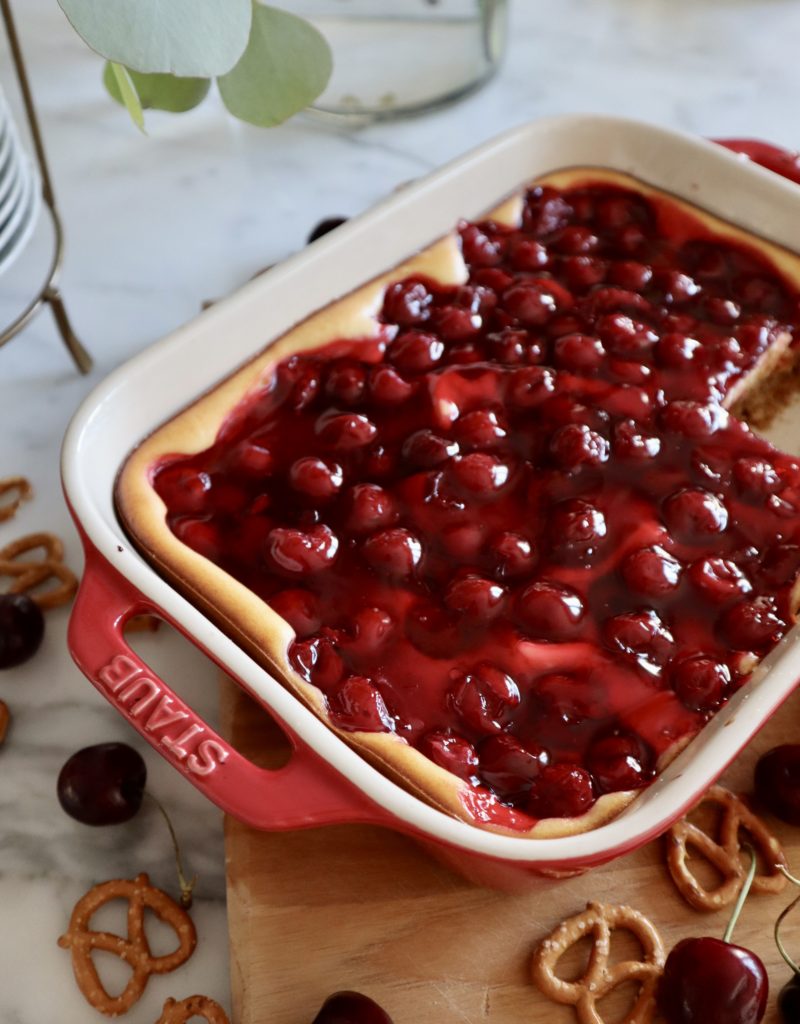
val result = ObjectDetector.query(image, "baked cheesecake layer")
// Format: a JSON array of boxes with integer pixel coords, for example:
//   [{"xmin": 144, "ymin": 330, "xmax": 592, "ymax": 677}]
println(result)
[{"xmin": 117, "ymin": 170, "xmax": 800, "ymax": 837}]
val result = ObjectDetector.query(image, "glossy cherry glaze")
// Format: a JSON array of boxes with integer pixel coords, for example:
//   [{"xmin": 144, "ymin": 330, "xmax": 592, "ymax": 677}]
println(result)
[
  {"xmin": 658, "ymin": 937, "xmax": 768, "ymax": 1024},
  {"xmin": 57, "ymin": 742, "xmax": 147, "ymax": 826},
  {"xmin": 0, "ymin": 593, "xmax": 44, "ymax": 669},
  {"xmin": 754, "ymin": 744, "xmax": 800, "ymax": 826},
  {"xmin": 311, "ymin": 992, "xmax": 393, "ymax": 1024},
  {"xmin": 154, "ymin": 182, "xmax": 800, "ymax": 830}
]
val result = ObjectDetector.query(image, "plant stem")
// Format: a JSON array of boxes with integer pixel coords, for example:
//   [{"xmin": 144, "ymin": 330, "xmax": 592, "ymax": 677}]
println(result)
[
  {"xmin": 776, "ymin": 863, "xmax": 800, "ymax": 976},
  {"xmin": 723, "ymin": 844, "xmax": 757, "ymax": 944},
  {"xmin": 145, "ymin": 791, "xmax": 197, "ymax": 908}
]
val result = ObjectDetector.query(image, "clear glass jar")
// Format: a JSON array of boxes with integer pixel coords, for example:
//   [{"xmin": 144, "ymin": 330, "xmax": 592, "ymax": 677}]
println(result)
[{"xmin": 290, "ymin": 0, "xmax": 508, "ymax": 121}]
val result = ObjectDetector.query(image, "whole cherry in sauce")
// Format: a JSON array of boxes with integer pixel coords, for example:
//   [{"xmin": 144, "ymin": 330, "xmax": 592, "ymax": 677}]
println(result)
[
  {"xmin": 0, "ymin": 593, "xmax": 44, "ymax": 669},
  {"xmin": 658, "ymin": 849, "xmax": 767, "ymax": 1024},
  {"xmin": 311, "ymin": 992, "xmax": 393, "ymax": 1024},
  {"xmin": 57, "ymin": 742, "xmax": 146, "ymax": 825},
  {"xmin": 754, "ymin": 745, "xmax": 800, "ymax": 826}
]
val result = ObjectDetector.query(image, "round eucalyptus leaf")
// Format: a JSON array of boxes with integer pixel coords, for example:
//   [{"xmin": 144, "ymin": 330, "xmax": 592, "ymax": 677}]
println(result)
[
  {"xmin": 218, "ymin": 4, "xmax": 332, "ymax": 128},
  {"xmin": 57, "ymin": 0, "xmax": 252, "ymax": 77},
  {"xmin": 103, "ymin": 62, "xmax": 211, "ymax": 113}
]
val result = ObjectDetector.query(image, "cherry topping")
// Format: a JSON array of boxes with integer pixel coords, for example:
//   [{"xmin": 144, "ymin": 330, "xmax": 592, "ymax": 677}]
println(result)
[
  {"xmin": 553, "ymin": 332, "xmax": 606, "ymax": 371},
  {"xmin": 452, "ymin": 408, "xmax": 507, "ymax": 450},
  {"xmin": 267, "ymin": 524, "xmax": 339, "ymax": 575},
  {"xmin": 368, "ymin": 365, "xmax": 414, "ymax": 404},
  {"xmin": 490, "ymin": 531, "xmax": 536, "ymax": 579},
  {"xmin": 517, "ymin": 581, "xmax": 585, "ymax": 639},
  {"xmin": 687, "ymin": 557, "xmax": 752, "ymax": 604},
  {"xmin": 330, "ymin": 676, "xmax": 395, "ymax": 733},
  {"xmin": 527, "ymin": 764, "xmax": 594, "ymax": 820},
  {"xmin": 549, "ymin": 423, "xmax": 609, "ymax": 470},
  {"xmin": 721, "ymin": 596, "xmax": 784, "ymax": 649},
  {"xmin": 586, "ymin": 733, "xmax": 651, "ymax": 793},
  {"xmin": 0, "ymin": 594, "xmax": 44, "ymax": 669},
  {"xmin": 344, "ymin": 484, "xmax": 396, "ymax": 534},
  {"xmin": 622, "ymin": 545, "xmax": 682, "ymax": 596},
  {"xmin": 448, "ymin": 453, "xmax": 511, "ymax": 497},
  {"xmin": 662, "ymin": 488, "xmax": 729, "ymax": 541},
  {"xmin": 289, "ymin": 635, "xmax": 344, "ymax": 690},
  {"xmin": 444, "ymin": 574, "xmax": 505, "ymax": 621},
  {"xmin": 603, "ymin": 609, "xmax": 674, "ymax": 665},
  {"xmin": 57, "ymin": 742, "xmax": 147, "ymax": 826},
  {"xmin": 549, "ymin": 499, "xmax": 607, "ymax": 563},
  {"xmin": 733, "ymin": 456, "xmax": 781, "ymax": 498},
  {"xmin": 448, "ymin": 663, "xmax": 521, "ymax": 734},
  {"xmin": 382, "ymin": 279, "xmax": 432, "ymax": 326},
  {"xmin": 479, "ymin": 734, "xmax": 549, "ymax": 796},
  {"xmin": 402, "ymin": 429, "xmax": 459, "ymax": 468},
  {"xmin": 362, "ymin": 528, "xmax": 422, "ymax": 579},
  {"xmin": 502, "ymin": 280, "xmax": 570, "ymax": 326},
  {"xmin": 315, "ymin": 410, "xmax": 378, "ymax": 450},
  {"xmin": 388, "ymin": 331, "xmax": 444, "ymax": 372},
  {"xmin": 754, "ymin": 745, "xmax": 800, "ymax": 826},
  {"xmin": 289, "ymin": 457, "xmax": 343, "ymax": 499},
  {"xmin": 419, "ymin": 730, "xmax": 479, "ymax": 781},
  {"xmin": 312, "ymin": 992, "xmax": 394, "ymax": 1024},
  {"xmin": 270, "ymin": 588, "xmax": 321, "ymax": 637},
  {"xmin": 672, "ymin": 655, "xmax": 730, "ymax": 712}
]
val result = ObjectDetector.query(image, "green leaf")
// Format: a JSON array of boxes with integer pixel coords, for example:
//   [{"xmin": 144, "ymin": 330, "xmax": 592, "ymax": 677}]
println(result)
[
  {"xmin": 57, "ymin": 0, "xmax": 251, "ymax": 77},
  {"xmin": 218, "ymin": 4, "xmax": 332, "ymax": 128},
  {"xmin": 103, "ymin": 62, "xmax": 210, "ymax": 113},
  {"xmin": 108, "ymin": 62, "xmax": 145, "ymax": 132}
]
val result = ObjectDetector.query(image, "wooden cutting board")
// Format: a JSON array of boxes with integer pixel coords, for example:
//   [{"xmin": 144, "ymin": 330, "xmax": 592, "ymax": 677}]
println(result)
[{"xmin": 222, "ymin": 679, "xmax": 800, "ymax": 1024}]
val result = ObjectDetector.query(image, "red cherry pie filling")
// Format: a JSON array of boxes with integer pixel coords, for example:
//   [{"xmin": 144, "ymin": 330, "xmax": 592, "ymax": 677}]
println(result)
[{"xmin": 145, "ymin": 174, "xmax": 800, "ymax": 833}]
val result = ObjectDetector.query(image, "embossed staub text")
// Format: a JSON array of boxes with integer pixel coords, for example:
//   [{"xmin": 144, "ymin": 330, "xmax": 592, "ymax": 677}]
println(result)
[{"xmin": 97, "ymin": 654, "xmax": 229, "ymax": 776}]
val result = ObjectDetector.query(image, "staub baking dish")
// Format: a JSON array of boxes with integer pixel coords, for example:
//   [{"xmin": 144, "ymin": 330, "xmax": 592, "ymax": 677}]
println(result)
[{"xmin": 63, "ymin": 116, "xmax": 800, "ymax": 888}]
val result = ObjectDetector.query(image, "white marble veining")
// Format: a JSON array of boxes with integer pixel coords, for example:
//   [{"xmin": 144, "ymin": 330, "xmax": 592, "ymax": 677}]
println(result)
[{"xmin": 1, "ymin": 1, "xmax": 800, "ymax": 1021}]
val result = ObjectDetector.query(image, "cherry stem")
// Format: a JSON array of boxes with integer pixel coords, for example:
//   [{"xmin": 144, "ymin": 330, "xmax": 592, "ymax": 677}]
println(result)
[
  {"xmin": 145, "ymin": 792, "xmax": 197, "ymax": 909},
  {"xmin": 775, "ymin": 864, "xmax": 800, "ymax": 976},
  {"xmin": 722, "ymin": 843, "xmax": 757, "ymax": 945}
]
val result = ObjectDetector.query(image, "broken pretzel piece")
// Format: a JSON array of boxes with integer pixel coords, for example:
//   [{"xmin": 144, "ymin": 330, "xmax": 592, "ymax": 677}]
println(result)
[
  {"xmin": 156, "ymin": 996, "xmax": 230, "ymax": 1024},
  {"xmin": 58, "ymin": 872, "xmax": 197, "ymax": 1017},
  {"xmin": 532, "ymin": 900, "xmax": 665, "ymax": 1024},
  {"xmin": 665, "ymin": 784, "xmax": 787, "ymax": 911},
  {"xmin": 0, "ymin": 476, "xmax": 32, "ymax": 522}
]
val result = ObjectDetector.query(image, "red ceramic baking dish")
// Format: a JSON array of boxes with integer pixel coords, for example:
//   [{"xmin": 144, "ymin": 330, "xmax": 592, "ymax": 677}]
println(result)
[{"xmin": 62, "ymin": 115, "xmax": 800, "ymax": 889}]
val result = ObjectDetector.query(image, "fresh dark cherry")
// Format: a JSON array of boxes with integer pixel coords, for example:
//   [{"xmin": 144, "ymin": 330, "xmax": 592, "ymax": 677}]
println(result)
[
  {"xmin": 306, "ymin": 217, "xmax": 348, "ymax": 244},
  {"xmin": 778, "ymin": 974, "xmax": 800, "ymax": 1022},
  {"xmin": 0, "ymin": 594, "xmax": 45, "ymax": 669},
  {"xmin": 311, "ymin": 992, "xmax": 393, "ymax": 1024},
  {"xmin": 754, "ymin": 745, "xmax": 800, "ymax": 826},
  {"xmin": 658, "ymin": 937, "xmax": 767, "ymax": 1024},
  {"xmin": 57, "ymin": 742, "xmax": 147, "ymax": 826}
]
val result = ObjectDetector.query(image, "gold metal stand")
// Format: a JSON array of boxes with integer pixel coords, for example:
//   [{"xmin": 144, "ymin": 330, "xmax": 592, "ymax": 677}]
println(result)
[{"xmin": 0, "ymin": 0, "xmax": 92, "ymax": 373}]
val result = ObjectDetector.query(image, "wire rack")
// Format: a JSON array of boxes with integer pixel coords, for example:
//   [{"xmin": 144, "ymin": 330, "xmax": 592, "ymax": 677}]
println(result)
[{"xmin": 0, "ymin": 0, "xmax": 91, "ymax": 373}]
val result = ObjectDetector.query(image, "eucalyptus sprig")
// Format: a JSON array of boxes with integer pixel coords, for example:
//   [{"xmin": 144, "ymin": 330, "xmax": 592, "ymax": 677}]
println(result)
[{"xmin": 57, "ymin": 0, "xmax": 333, "ymax": 131}]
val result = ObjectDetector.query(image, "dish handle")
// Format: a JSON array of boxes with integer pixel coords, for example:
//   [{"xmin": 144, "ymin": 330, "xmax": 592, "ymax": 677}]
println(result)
[{"xmin": 67, "ymin": 541, "xmax": 383, "ymax": 831}]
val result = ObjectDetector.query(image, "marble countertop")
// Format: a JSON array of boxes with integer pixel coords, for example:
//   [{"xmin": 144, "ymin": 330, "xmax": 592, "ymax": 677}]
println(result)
[{"xmin": 2, "ymin": 1, "xmax": 800, "ymax": 1021}]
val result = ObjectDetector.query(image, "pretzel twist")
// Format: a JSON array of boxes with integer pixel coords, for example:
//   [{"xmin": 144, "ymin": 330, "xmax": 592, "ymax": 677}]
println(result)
[
  {"xmin": 532, "ymin": 901, "xmax": 665, "ymax": 1024},
  {"xmin": 58, "ymin": 873, "xmax": 197, "ymax": 1016},
  {"xmin": 0, "ymin": 531, "xmax": 78, "ymax": 609},
  {"xmin": 0, "ymin": 476, "xmax": 32, "ymax": 522},
  {"xmin": 665, "ymin": 784, "xmax": 787, "ymax": 911},
  {"xmin": 156, "ymin": 996, "xmax": 230, "ymax": 1024}
]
